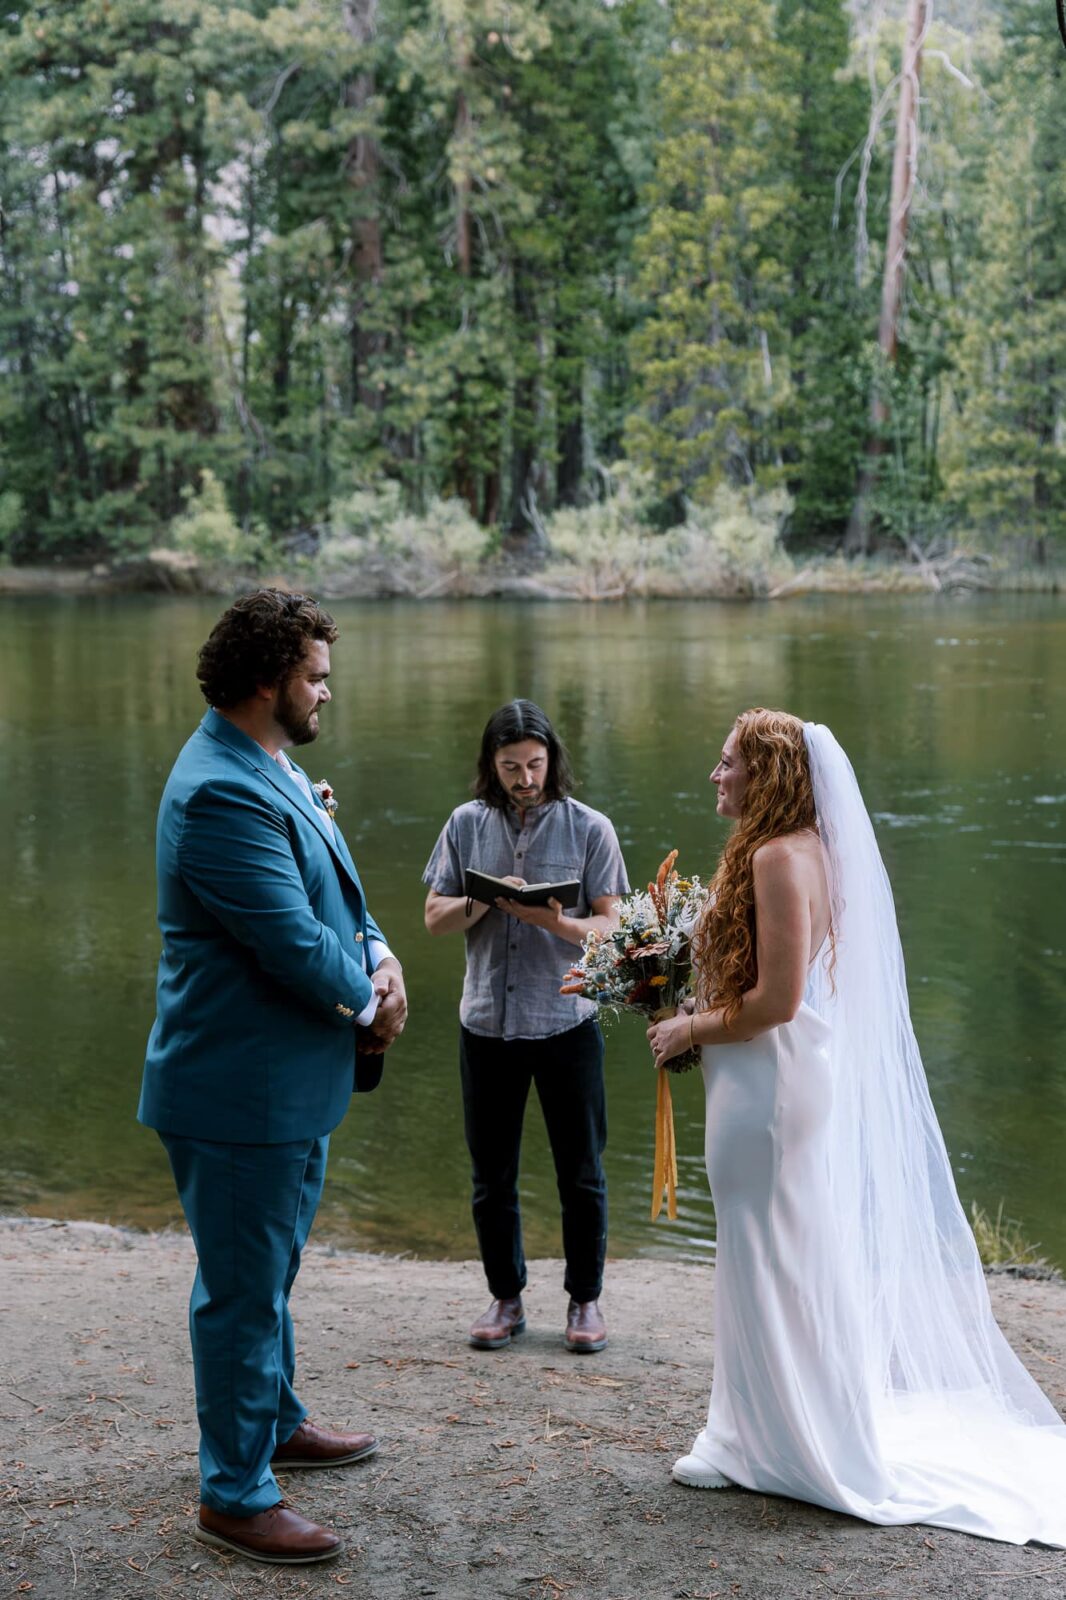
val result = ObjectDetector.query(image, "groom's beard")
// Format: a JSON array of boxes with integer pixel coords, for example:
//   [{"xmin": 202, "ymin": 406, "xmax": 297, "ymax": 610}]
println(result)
[{"xmin": 276, "ymin": 687, "xmax": 320, "ymax": 746}]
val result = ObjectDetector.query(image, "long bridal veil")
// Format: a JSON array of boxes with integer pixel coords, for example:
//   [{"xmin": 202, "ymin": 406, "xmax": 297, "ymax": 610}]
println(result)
[{"xmin": 803, "ymin": 725, "xmax": 1066, "ymax": 1455}]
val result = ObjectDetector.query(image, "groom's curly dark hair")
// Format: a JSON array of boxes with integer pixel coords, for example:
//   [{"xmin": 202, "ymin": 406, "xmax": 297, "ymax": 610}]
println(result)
[{"xmin": 197, "ymin": 588, "xmax": 338, "ymax": 708}]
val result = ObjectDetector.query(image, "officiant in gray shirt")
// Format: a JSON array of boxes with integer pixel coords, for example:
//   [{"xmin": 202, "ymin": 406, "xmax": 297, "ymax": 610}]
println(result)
[{"xmin": 423, "ymin": 700, "xmax": 629, "ymax": 1354}]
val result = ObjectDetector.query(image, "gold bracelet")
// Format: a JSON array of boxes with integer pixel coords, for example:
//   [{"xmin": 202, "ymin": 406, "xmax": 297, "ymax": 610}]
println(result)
[{"xmin": 688, "ymin": 1011, "xmax": 696, "ymax": 1054}]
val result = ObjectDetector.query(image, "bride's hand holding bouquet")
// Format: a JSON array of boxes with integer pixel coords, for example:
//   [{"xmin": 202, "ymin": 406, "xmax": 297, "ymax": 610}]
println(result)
[{"xmin": 646, "ymin": 1002, "xmax": 696, "ymax": 1070}]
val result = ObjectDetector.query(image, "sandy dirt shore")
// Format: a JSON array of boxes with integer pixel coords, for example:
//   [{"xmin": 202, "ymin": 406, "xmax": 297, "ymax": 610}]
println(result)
[{"xmin": 2, "ymin": 1217, "xmax": 1064, "ymax": 1600}]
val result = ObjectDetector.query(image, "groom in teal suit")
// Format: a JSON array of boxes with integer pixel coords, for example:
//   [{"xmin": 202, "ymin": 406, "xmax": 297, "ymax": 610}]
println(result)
[{"xmin": 139, "ymin": 589, "xmax": 407, "ymax": 1566}]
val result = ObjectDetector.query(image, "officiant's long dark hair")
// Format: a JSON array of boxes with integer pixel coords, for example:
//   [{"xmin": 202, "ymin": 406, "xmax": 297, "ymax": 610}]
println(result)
[
  {"xmin": 693, "ymin": 708, "xmax": 819, "ymax": 1026},
  {"xmin": 474, "ymin": 699, "xmax": 574, "ymax": 808}
]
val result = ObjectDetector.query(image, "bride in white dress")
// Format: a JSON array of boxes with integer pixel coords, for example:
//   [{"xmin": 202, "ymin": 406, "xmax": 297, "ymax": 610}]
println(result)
[{"xmin": 646, "ymin": 710, "xmax": 1066, "ymax": 1546}]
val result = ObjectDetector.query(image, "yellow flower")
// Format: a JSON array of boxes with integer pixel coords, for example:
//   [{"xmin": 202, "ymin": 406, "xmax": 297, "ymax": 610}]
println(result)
[{"xmin": 648, "ymin": 975, "xmax": 668, "ymax": 987}]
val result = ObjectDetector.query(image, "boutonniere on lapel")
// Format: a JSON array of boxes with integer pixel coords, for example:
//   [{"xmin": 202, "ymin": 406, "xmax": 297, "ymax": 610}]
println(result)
[{"xmin": 313, "ymin": 779, "xmax": 338, "ymax": 819}]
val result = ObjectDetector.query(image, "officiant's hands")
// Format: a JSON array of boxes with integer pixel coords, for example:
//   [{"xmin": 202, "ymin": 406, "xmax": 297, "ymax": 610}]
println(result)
[
  {"xmin": 647, "ymin": 1012, "xmax": 690, "ymax": 1069},
  {"xmin": 496, "ymin": 882, "xmax": 567, "ymax": 933}
]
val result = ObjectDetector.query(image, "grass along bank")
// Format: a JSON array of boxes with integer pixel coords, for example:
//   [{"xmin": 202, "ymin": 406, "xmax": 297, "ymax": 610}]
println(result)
[{"xmin": 970, "ymin": 1202, "xmax": 1057, "ymax": 1276}]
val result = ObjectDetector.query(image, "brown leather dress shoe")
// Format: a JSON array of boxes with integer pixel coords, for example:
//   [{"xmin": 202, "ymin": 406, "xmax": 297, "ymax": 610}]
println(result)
[
  {"xmin": 565, "ymin": 1297, "xmax": 607, "ymax": 1353},
  {"xmin": 272, "ymin": 1419, "xmax": 379, "ymax": 1469},
  {"xmin": 468, "ymin": 1295, "xmax": 526, "ymax": 1350},
  {"xmin": 195, "ymin": 1500, "xmax": 342, "ymax": 1565}
]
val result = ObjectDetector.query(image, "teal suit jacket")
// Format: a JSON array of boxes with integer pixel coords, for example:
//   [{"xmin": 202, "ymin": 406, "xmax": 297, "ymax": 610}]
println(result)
[{"xmin": 139, "ymin": 710, "xmax": 388, "ymax": 1143}]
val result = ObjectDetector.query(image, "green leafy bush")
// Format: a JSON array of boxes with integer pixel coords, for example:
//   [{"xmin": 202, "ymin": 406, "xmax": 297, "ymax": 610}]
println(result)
[
  {"xmin": 540, "ymin": 478, "xmax": 793, "ymax": 597},
  {"xmin": 316, "ymin": 490, "xmax": 494, "ymax": 595},
  {"xmin": 167, "ymin": 472, "xmax": 270, "ymax": 568}
]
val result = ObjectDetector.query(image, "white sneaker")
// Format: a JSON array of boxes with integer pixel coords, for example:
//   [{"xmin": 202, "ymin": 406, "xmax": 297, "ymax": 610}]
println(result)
[{"xmin": 671, "ymin": 1452, "xmax": 734, "ymax": 1489}]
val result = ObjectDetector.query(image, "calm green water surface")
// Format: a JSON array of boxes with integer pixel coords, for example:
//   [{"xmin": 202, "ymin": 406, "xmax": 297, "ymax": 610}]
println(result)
[{"xmin": 1, "ymin": 595, "xmax": 1064, "ymax": 1267}]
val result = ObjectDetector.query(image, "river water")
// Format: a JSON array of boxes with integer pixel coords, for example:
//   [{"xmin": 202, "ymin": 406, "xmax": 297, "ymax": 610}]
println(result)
[{"xmin": 1, "ymin": 594, "xmax": 1064, "ymax": 1267}]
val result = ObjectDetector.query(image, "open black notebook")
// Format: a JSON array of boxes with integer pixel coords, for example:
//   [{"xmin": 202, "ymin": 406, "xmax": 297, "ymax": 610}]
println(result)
[{"xmin": 464, "ymin": 868, "xmax": 581, "ymax": 910}]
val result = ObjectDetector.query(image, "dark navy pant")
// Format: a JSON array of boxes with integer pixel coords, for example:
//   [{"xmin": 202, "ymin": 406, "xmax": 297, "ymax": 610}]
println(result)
[
  {"xmin": 459, "ymin": 1018, "xmax": 607, "ymax": 1304},
  {"xmin": 160, "ymin": 1132, "xmax": 328, "ymax": 1515}
]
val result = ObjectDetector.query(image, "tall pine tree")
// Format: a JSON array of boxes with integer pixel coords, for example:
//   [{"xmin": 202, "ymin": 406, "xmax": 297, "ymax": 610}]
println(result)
[
  {"xmin": 947, "ymin": 3, "xmax": 1066, "ymax": 560},
  {"xmin": 776, "ymin": 0, "xmax": 870, "ymax": 546},
  {"xmin": 625, "ymin": 0, "xmax": 795, "ymax": 511}
]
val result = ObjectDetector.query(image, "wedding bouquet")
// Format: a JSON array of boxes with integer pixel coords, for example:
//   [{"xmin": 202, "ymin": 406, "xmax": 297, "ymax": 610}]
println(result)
[{"xmin": 561, "ymin": 851, "xmax": 708, "ymax": 1220}]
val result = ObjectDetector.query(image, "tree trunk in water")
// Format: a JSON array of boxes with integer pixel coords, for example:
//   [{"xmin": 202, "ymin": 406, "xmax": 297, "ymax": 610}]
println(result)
[{"xmin": 845, "ymin": 0, "xmax": 926, "ymax": 555}]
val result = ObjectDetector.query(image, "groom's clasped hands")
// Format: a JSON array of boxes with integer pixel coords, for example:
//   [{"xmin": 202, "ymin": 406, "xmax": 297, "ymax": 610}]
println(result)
[{"xmin": 358, "ymin": 959, "xmax": 408, "ymax": 1054}]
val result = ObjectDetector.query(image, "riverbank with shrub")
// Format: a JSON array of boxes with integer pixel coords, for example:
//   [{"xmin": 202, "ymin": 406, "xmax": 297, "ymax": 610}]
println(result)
[{"xmin": 1, "ymin": 477, "xmax": 1060, "ymax": 602}]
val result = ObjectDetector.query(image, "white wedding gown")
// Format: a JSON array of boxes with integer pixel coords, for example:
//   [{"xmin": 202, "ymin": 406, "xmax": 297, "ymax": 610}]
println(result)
[{"xmin": 684, "ymin": 973, "xmax": 1066, "ymax": 1545}]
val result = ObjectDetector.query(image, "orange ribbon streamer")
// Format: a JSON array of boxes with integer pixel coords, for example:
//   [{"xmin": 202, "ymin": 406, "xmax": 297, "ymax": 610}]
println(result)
[{"xmin": 651, "ymin": 1006, "xmax": 679, "ymax": 1220}]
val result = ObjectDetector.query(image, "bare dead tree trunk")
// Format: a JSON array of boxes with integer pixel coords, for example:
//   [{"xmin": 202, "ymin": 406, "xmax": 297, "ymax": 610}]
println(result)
[
  {"xmin": 876, "ymin": 0, "xmax": 926, "ymax": 367},
  {"xmin": 846, "ymin": 0, "xmax": 926, "ymax": 555}
]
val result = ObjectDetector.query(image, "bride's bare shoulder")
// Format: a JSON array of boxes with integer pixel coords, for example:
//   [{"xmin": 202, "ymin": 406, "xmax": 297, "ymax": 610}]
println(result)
[
  {"xmin": 752, "ymin": 829, "xmax": 822, "ymax": 869},
  {"xmin": 752, "ymin": 831, "xmax": 826, "ymax": 895}
]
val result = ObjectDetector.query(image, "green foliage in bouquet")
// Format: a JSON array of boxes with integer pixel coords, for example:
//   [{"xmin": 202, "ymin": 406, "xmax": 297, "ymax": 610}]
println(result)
[{"xmin": 561, "ymin": 851, "xmax": 708, "ymax": 1071}]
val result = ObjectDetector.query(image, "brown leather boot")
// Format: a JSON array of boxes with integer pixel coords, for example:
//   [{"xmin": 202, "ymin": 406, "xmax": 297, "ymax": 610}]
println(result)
[
  {"xmin": 468, "ymin": 1295, "xmax": 526, "ymax": 1350},
  {"xmin": 272, "ymin": 1419, "xmax": 379, "ymax": 1469},
  {"xmin": 195, "ymin": 1500, "xmax": 342, "ymax": 1564},
  {"xmin": 565, "ymin": 1297, "xmax": 607, "ymax": 1353}
]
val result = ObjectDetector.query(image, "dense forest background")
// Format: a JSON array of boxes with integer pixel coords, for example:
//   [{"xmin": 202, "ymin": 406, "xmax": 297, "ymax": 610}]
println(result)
[{"xmin": 0, "ymin": 0, "xmax": 1062, "ymax": 570}]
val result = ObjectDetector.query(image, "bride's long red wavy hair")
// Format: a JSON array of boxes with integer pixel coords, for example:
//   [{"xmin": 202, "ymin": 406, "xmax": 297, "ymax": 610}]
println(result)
[{"xmin": 692, "ymin": 708, "xmax": 817, "ymax": 1026}]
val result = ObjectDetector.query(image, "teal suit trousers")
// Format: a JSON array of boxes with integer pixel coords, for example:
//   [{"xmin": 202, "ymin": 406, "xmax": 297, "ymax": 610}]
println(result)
[{"xmin": 160, "ymin": 1132, "xmax": 329, "ymax": 1516}]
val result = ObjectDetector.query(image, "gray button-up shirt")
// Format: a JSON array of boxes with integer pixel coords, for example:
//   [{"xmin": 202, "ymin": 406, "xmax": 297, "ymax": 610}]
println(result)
[{"xmin": 423, "ymin": 797, "xmax": 630, "ymax": 1040}]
